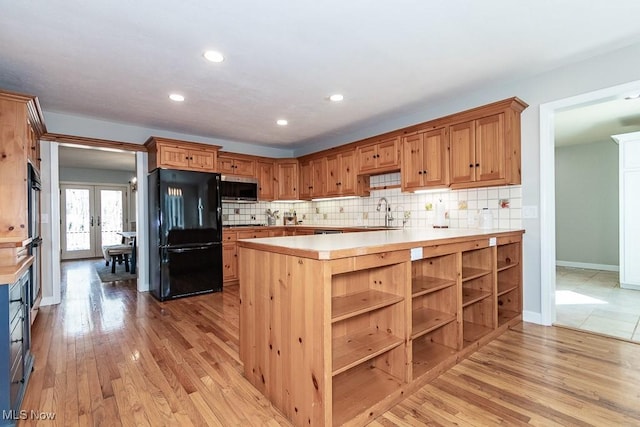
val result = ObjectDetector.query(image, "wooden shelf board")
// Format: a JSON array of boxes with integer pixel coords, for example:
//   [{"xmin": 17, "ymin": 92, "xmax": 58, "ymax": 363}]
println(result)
[
  {"xmin": 366, "ymin": 184, "xmax": 402, "ymax": 191},
  {"xmin": 412, "ymin": 340, "xmax": 457, "ymax": 379},
  {"xmin": 462, "ymin": 288, "xmax": 492, "ymax": 307},
  {"xmin": 497, "ymin": 280, "xmax": 518, "ymax": 296},
  {"xmin": 332, "ymin": 328, "xmax": 403, "ymax": 376},
  {"xmin": 498, "ymin": 309, "xmax": 520, "ymax": 326},
  {"xmin": 411, "ymin": 308, "xmax": 456, "ymax": 340},
  {"xmin": 411, "ymin": 276, "xmax": 456, "ymax": 298},
  {"xmin": 463, "ymin": 321, "xmax": 493, "ymax": 347},
  {"xmin": 462, "ymin": 266, "xmax": 492, "ymax": 282},
  {"xmin": 497, "ymin": 260, "xmax": 518, "ymax": 272},
  {"xmin": 332, "ymin": 290, "xmax": 403, "ymax": 323},
  {"xmin": 333, "ymin": 364, "xmax": 403, "ymax": 427}
]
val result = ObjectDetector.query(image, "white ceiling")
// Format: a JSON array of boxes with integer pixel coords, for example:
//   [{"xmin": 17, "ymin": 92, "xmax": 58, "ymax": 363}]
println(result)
[{"xmin": 2, "ymin": 1, "xmax": 640, "ymax": 151}]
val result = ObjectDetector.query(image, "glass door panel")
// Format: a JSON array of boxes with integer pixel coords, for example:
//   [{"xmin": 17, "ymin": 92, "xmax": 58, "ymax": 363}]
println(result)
[
  {"xmin": 61, "ymin": 184, "xmax": 128, "ymax": 260},
  {"xmin": 61, "ymin": 186, "xmax": 94, "ymax": 259}
]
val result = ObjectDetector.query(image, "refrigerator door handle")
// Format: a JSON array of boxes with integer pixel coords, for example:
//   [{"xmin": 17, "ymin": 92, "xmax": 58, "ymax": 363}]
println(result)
[{"xmin": 166, "ymin": 245, "xmax": 214, "ymax": 253}]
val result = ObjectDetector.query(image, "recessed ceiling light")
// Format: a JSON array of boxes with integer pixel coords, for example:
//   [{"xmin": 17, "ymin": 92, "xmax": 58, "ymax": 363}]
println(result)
[
  {"xmin": 329, "ymin": 94, "xmax": 344, "ymax": 102},
  {"xmin": 203, "ymin": 50, "xmax": 224, "ymax": 63},
  {"xmin": 276, "ymin": 119, "xmax": 288, "ymax": 126},
  {"xmin": 169, "ymin": 93, "xmax": 185, "ymax": 102}
]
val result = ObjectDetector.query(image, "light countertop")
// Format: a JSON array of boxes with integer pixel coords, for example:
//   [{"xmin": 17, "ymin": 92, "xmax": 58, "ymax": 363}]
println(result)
[
  {"xmin": 0, "ymin": 255, "xmax": 33, "ymax": 284},
  {"xmin": 237, "ymin": 227, "xmax": 525, "ymax": 260}
]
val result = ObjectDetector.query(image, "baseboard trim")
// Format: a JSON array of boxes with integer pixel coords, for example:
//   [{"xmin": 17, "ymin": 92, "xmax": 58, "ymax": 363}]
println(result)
[
  {"xmin": 621, "ymin": 283, "xmax": 640, "ymax": 290},
  {"xmin": 40, "ymin": 295, "xmax": 60, "ymax": 307},
  {"xmin": 556, "ymin": 260, "xmax": 619, "ymax": 272},
  {"xmin": 523, "ymin": 310, "xmax": 544, "ymax": 325}
]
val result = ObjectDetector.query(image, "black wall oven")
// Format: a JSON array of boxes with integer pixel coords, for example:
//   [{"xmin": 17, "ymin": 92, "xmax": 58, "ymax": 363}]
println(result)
[{"xmin": 27, "ymin": 163, "xmax": 41, "ymax": 309}]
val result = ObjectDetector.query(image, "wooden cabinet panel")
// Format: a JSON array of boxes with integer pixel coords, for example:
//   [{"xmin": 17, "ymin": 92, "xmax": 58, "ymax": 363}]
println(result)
[
  {"xmin": 256, "ymin": 160, "xmax": 275, "ymax": 201},
  {"xmin": 356, "ymin": 136, "xmax": 399, "ymax": 174},
  {"xmin": 339, "ymin": 150, "xmax": 357, "ymax": 195},
  {"xmin": 449, "ymin": 121, "xmax": 476, "ymax": 184},
  {"xmin": 145, "ymin": 137, "xmax": 220, "ymax": 173},
  {"xmin": 401, "ymin": 128, "xmax": 448, "ymax": 191},
  {"xmin": 299, "ymin": 161, "xmax": 312, "ymax": 200},
  {"xmin": 275, "ymin": 161, "xmax": 298, "ymax": 200},
  {"xmin": 222, "ymin": 243, "xmax": 237, "ymax": 282},
  {"xmin": 475, "ymin": 114, "xmax": 505, "ymax": 182},
  {"xmin": 218, "ymin": 154, "xmax": 255, "ymax": 177},
  {"xmin": 311, "ymin": 158, "xmax": 327, "ymax": 198},
  {"xmin": 325, "ymin": 154, "xmax": 341, "ymax": 197}
]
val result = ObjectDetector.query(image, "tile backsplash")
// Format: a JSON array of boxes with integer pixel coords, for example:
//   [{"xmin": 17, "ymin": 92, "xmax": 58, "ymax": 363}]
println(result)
[{"xmin": 222, "ymin": 172, "xmax": 522, "ymax": 229}]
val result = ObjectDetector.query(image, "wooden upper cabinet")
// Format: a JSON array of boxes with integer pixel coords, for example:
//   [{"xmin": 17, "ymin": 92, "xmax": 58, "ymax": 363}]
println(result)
[
  {"xmin": 325, "ymin": 150, "xmax": 365, "ymax": 197},
  {"xmin": 449, "ymin": 113, "xmax": 506, "ymax": 187},
  {"xmin": 275, "ymin": 160, "xmax": 298, "ymax": 200},
  {"xmin": 401, "ymin": 128, "xmax": 448, "ymax": 192},
  {"xmin": 298, "ymin": 160, "xmax": 312, "ymax": 200},
  {"xmin": 0, "ymin": 91, "xmax": 46, "ymax": 245},
  {"xmin": 256, "ymin": 160, "xmax": 275, "ymax": 201},
  {"xmin": 145, "ymin": 137, "xmax": 220, "ymax": 173},
  {"xmin": 218, "ymin": 153, "xmax": 255, "ymax": 177},
  {"xmin": 311, "ymin": 158, "xmax": 328, "ymax": 198},
  {"xmin": 357, "ymin": 135, "xmax": 400, "ymax": 174}
]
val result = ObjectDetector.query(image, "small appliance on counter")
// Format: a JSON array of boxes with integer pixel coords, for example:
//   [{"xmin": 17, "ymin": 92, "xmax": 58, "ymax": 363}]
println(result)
[
  {"xmin": 478, "ymin": 208, "xmax": 494, "ymax": 229},
  {"xmin": 283, "ymin": 212, "xmax": 297, "ymax": 225}
]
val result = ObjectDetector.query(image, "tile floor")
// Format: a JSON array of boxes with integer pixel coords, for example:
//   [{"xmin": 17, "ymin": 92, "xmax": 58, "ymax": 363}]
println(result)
[{"xmin": 555, "ymin": 266, "xmax": 640, "ymax": 342}]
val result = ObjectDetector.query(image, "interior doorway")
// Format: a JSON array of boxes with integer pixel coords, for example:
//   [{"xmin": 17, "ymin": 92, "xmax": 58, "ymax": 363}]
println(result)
[
  {"xmin": 60, "ymin": 184, "xmax": 128, "ymax": 259},
  {"xmin": 539, "ymin": 79, "xmax": 640, "ymax": 332}
]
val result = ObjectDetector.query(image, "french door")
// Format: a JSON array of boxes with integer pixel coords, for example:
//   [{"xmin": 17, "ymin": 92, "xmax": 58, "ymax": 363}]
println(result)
[{"xmin": 61, "ymin": 184, "xmax": 127, "ymax": 260}]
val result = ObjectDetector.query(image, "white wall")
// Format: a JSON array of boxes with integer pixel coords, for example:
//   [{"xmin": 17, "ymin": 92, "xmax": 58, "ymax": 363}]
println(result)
[
  {"xmin": 555, "ymin": 141, "xmax": 619, "ymax": 268},
  {"xmin": 59, "ymin": 167, "xmax": 133, "ymax": 184},
  {"xmin": 42, "ymin": 41, "xmax": 640, "ymax": 320}
]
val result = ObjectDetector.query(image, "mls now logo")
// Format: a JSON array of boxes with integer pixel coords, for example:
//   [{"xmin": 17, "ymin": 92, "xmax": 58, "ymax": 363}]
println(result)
[{"xmin": 2, "ymin": 410, "xmax": 56, "ymax": 420}]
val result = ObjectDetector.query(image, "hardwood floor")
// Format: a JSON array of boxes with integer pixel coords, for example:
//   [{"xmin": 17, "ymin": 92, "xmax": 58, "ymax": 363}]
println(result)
[{"xmin": 19, "ymin": 260, "xmax": 640, "ymax": 426}]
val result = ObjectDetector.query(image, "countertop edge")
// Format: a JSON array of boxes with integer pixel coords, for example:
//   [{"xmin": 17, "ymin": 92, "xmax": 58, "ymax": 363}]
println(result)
[
  {"xmin": 0, "ymin": 256, "xmax": 34, "ymax": 284},
  {"xmin": 237, "ymin": 229, "xmax": 525, "ymax": 260}
]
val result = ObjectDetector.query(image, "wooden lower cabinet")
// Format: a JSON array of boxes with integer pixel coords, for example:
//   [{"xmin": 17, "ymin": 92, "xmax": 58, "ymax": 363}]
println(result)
[
  {"xmin": 239, "ymin": 231, "xmax": 523, "ymax": 426},
  {"xmin": 222, "ymin": 243, "xmax": 237, "ymax": 282}
]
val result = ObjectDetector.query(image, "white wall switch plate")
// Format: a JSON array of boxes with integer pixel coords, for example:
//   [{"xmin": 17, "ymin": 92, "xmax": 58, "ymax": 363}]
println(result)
[{"xmin": 522, "ymin": 205, "xmax": 538, "ymax": 219}]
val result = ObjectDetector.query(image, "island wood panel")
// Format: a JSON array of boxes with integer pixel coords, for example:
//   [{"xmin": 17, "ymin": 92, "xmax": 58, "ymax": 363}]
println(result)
[{"xmin": 239, "ymin": 247, "xmax": 331, "ymax": 426}]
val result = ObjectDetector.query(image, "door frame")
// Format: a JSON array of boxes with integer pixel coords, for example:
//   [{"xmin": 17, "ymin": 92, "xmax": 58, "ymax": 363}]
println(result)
[{"xmin": 539, "ymin": 79, "xmax": 640, "ymax": 325}]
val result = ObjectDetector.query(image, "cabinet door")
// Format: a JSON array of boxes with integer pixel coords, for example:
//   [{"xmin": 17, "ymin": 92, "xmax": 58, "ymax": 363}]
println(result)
[
  {"xmin": 223, "ymin": 243, "xmax": 237, "ymax": 281},
  {"xmin": 376, "ymin": 136, "xmax": 400, "ymax": 170},
  {"xmin": 311, "ymin": 158, "xmax": 327, "ymax": 198},
  {"xmin": 257, "ymin": 160, "xmax": 275, "ymax": 200},
  {"xmin": 325, "ymin": 154, "xmax": 341, "ymax": 196},
  {"xmin": 449, "ymin": 121, "xmax": 475, "ymax": 184},
  {"xmin": 234, "ymin": 158, "xmax": 256, "ymax": 177},
  {"xmin": 218, "ymin": 156, "xmax": 236, "ymax": 174},
  {"xmin": 357, "ymin": 143, "xmax": 378, "ymax": 174},
  {"xmin": 276, "ymin": 161, "xmax": 298, "ymax": 200},
  {"xmin": 299, "ymin": 161, "xmax": 312, "ymax": 200},
  {"xmin": 158, "ymin": 144, "xmax": 190, "ymax": 169},
  {"xmin": 401, "ymin": 133, "xmax": 424, "ymax": 190},
  {"xmin": 188, "ymin": 148, "xmax": 216, "ymax": 171},
  {"xmin": 339, "ymin": 151, "xmax": 357, "ymax": 195},
  {"xmin": 423, "ymin": 128, "xmax": 448, "ymax": 187},
  {"xmin": 475, "ymin": 114, "xmax": 505, "ymax": 182}
]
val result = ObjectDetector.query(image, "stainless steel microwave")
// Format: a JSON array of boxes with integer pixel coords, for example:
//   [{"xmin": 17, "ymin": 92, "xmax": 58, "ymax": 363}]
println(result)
[{"xmin": 220, "ymin": 175, "xmax": 259, "ymax": 202}]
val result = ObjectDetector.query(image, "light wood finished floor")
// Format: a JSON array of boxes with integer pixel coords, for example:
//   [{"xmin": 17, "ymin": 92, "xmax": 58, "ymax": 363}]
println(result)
[{"xmin": 19, "ymin": 260, "xmax": 640, "ymax": 426}]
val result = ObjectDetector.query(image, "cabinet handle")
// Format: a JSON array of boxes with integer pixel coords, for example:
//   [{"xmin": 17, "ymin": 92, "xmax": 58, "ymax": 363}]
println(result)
[
  {"xmin": 418, "ymin": 171, "xmax": 422, "ymax": 175},
  {"xmin": 12, "ymin": 378, "xmax": 25, "ymax": 385},
  {"xmin": 11, "ymin": 338, "xmax": 24, "ymax": 344},
  {"xmin": 423, "ymin": 170, "xmax": 427, "ymax": 174},
  {"xmin": 475, "ymin": 163, "xmax": 480, "ymax": 167},
  {"xmin": 9, "ymin": 298, "xmax": 23, "ymax": 304},
  {"xmin": 90, "ymin": 216, "xmax": 94, "ymax": 227}
]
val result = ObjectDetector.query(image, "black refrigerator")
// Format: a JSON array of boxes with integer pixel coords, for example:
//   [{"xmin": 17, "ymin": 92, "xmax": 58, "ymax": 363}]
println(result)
[{"xmin": 148, "ymin": 169, "xmax": 223, "ymax": 301}]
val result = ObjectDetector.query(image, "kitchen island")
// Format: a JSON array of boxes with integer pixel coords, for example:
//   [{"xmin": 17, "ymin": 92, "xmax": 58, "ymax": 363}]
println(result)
[{"xmin": 238, "ymin": 228, "xmax": 524, "ymax": 426}]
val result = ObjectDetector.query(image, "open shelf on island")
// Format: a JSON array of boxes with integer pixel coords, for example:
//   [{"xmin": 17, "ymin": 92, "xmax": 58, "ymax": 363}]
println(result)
[
  {"xmin": 333, "ymin": 362, "xmax": 403, "ymax": 427},
  {"xmin": 498, "ymin": 280, "xmax": 518, "ymax": 296},
  {"xmin": 332, "ymin": 327, "xmax": 403, "ymax": 376},
  {"xmin": 411, "ymin": 307, "xmax": 456, "ymax": 340},
  {"xmin": 462, "ymin": 288, "xmax": 492, "ymax": 307},
  {"xmin": 462, "ymin": 267, "xmax": 492, "ymax": 282},
  {"xmin": 498, "ymin": 309, "xmax": 520, "ymax": 326},
  {"xmin": 332, "ymin": 289, "xmax": 403, "ymax": 323},
  {"xmin": 497, "ymin": 260, "xmax": 518, "ymax": 271},
  {"xmin": 411, "ymin": 276, "xmax": 457, "ymax": 298},
  {"xmin": 463, "ymin": 321, "xmax": 493, "ymax": 346},
  {"xmin": 412, "ymin": 336, "xmax": 457, "ymax": 379}
]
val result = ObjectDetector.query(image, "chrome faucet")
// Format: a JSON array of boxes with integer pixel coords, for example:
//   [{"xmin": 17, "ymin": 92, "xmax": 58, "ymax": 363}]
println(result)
[{"xmin": 376, "ymin": 197, "xmax": 394, "ymax": 227}]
